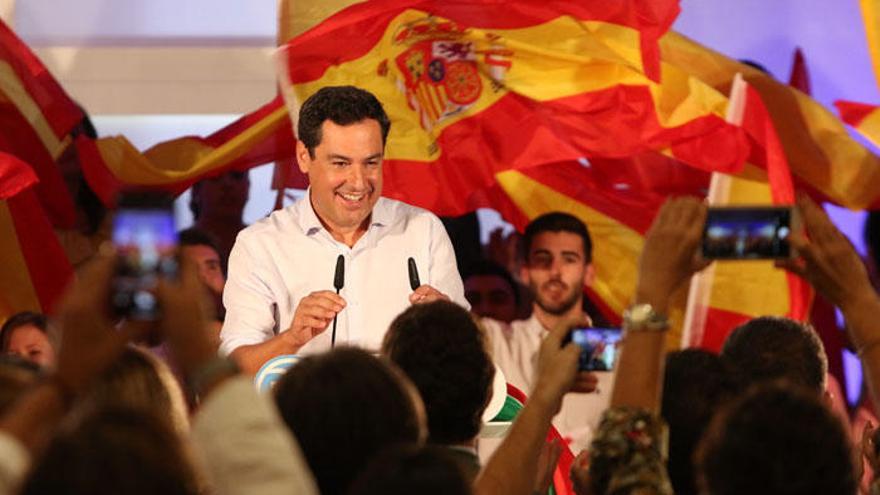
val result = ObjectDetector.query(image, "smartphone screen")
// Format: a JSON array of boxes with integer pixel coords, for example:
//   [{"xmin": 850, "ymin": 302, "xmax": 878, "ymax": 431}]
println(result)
[
  {"xmin": 564, "ymin": 327, "xmax": 623, "ymax": 371},
  {"xmin": 111, "ymin": 194, "xmax": 178, "ymax": 320},
  {"xmin": 703, "ymin": 206, "xmax": 792, "ymax": 260}
]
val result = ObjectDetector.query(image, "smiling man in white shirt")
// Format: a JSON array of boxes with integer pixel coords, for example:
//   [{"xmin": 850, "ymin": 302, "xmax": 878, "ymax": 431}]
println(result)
[{"xmin": 220, "ymin": 86, "xmax": 467, "ymax": 373}]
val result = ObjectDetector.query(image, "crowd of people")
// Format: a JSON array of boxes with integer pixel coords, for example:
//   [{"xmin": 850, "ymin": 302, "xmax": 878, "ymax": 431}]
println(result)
[{"xmin": 3, "ymin": 85, "xmax": 880, "ymax": 495}]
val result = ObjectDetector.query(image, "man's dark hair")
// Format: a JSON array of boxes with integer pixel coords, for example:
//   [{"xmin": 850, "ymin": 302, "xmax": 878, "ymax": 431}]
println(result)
[
  {"xmin": 177, "ymin": 227, "xmax": 221, "ymax": 254},
  {"xmin": 297, "ymin": 86, "xmax": 391, "ymax": 158},
  {"xmin": 382, "ymin": 301, "xmax": 494, "ymax": 445},
  {"xmin": 273, "ymin": 347, "xmax": 423, "ymax": 495},
  {"xmin": 721, "ymin": 316, "xmax": 827, "ymax": 394},
  {"xmin": 462, "ymin": 259, "xmax": 521, "ymax": 306},
  {"xmin": 0, "ymin": 311, "xmax": 48, "ymax": 350},
  {"xmin": 697, "ymin": 383, "xmax": 856, "ymax": 495},
  {"xmin": 522, "ymin": 212, "xmax": 592, "ymax": 263},
  {"xmin": 662, "ymin": 349, "xmax": 738, "ymax": 495},
  {"xmin": 20, "ymin": 405, "xmax": 200, "ymax": 495},
  {"xmin": 348, "ymin": 444, "xmax": 472, "ymax": 495}
]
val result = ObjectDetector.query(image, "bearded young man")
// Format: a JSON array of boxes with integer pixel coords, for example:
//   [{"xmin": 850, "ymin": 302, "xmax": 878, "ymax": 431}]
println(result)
[
  {"xmin": 219, "ymin": 86, "xmax": 467, "ymax": 373},
  {"xmin": 481, "ymin": 212, "xmax": 608, "ymax": 452}
]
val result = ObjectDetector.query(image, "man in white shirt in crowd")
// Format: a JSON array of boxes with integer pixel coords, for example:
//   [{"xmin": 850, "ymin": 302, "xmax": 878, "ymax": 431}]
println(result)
[
  {"xmin": 220, "ymin": 86, "xmax": 467, "ymax": 373},
  {"xmin": 481, "ymin": 212, "xmax": 610, "ymax": 452}
]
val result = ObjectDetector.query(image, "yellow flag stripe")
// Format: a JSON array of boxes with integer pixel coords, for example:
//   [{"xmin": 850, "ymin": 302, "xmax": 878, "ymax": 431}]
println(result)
[
  {"xmin": 0, "ymin": 202, "xmax": 41, "ymax": 323},
  {"xmin": 861, "ymin": 0, "xmax": 880, "ymax": 90},
  {"xmin": 0, "ymin": 61, "xmax": 66, "ymax": 159}
]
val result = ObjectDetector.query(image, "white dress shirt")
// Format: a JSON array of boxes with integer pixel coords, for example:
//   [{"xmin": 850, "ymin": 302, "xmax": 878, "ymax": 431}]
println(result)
[
  {"xmin": 220, "ymin": 193, "xmax": 467, "ymax": 356},
  {"xmin": 481, "ymin": 315, "xmax": 614, "ymax": 453}
]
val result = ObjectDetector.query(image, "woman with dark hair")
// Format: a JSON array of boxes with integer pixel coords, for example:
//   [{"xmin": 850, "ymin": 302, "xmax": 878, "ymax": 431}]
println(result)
[{"xmin": 0, "ymin": 312, "xmax": 56, "ymax": 368}]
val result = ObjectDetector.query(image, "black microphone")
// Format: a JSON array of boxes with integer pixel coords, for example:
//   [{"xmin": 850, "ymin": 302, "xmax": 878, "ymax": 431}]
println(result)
[
  {"xmin": 407, "ymin": 257, "xmax": 421, "ymax": 291},
  {"xmin": 331, "ymin": 255, "xmax": 344, "ymax": 347}
]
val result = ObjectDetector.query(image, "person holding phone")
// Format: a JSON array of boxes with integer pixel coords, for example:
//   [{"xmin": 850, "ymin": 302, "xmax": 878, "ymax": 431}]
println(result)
[
  {"xmin": 219, "ymin": 86, "xmax": 467, "ymax": 374},
  {"xmin": 481, "ymin": 212, "xmax": 610, "ymax": 453}
]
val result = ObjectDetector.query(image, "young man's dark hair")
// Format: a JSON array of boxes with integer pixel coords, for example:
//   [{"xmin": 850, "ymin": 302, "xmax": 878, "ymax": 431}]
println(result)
[
  {"xmin": 0, "ymin": 311, "xmax": 48, "ymax": 350},
  {"xmin": 297, "ymin": 85, "xmax": 391, "ymax": 158},
  {"xmin": 273, "ymin": 347, "xmax": 424, "ymax": 495},
  {"xmin": 721, "ymin": 316, "xmax": 827, "ymax": 394},
  {"xmin": 382, "ymin": 301, "xmax": 494, "ymax": 451},
  {"xmin": 697, "ymin": 383, "xmax": 856, "ymax": 495},
  {"xmin": 522, "ymin": 212, "xmax": 592, "ymax": 263},
  {"xmin": 662, "ymin": 349, "xmax": 738, "ymax": 495},
  {"xmin": 177, "ymin": 227, "xmax": 221, "ymax": 254},
  {"xmin": 348, "ymin": 444, "xmax": 472, "ymax": 495}
]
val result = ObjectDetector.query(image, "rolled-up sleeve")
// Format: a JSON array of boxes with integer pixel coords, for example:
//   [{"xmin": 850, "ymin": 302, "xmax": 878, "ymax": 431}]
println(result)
[
  {"xmin": 220, "ymin": 235, "xmax": 279, "ymax": 356},
  {"xmin": 427, "ymin": 214, "xmax": 469, "ymax": 310}
]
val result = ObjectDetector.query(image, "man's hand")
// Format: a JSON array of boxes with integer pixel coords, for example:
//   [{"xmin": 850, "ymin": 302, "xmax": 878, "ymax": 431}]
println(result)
[
  {"xmin": 55, "ymin": 251, "xmax": 133, "ymax": 393},
  {"xmin": 157, "ymin": 258, "xmax": 215, "ymax": 374},
  {"xmin": 635, "ymin": 197, "xmax": 710, "ymax": 314},
  {"xmin": 778, "ymin": 195, "xmax": 876, "ymax": 312},
  {"xmin": 286, "ymin": 291, "xmax": 346, "ymax": 348},
  {"xmin": 409, "ymin": 284, "xmax": 450, "ymax": 304},
  {"xmin": 533, "ymin": 315, "xmax": 598, "ymax": 414}
]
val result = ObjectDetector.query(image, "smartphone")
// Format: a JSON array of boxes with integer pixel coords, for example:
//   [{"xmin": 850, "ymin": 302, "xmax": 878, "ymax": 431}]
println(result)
[
  {"xmin": 702, "ymin": 206, "xmax": 794, "ymax": 260},
  {"xmin": 563, "ymin": 327, "xmax": 623, "ymax": 371},
  {"xmin": 111, "ymin": 192, "xmax": 178, "ymax": 320}
]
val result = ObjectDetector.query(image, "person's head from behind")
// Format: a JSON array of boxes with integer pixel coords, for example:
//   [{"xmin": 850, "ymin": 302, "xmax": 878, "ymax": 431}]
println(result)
[
  {"xmin": 348, "ymin": 444, "xmax": 472, "ymax": 495},
  {"xmin": 178, "ymin": 227, "xmax": 225, "ymax": 296},
  {"xmin": 0, "ymin": 311, "xmax": 56, "ymax": 368},
  {"xmin": 188, "ymin": 170, "xmax": 250, "ymax": 223},
  {"xmin": 273, "ymin": 347, "xmax": 425, "ymax": 495},
  {"xmin": 20, "ymin": 404, "xmax": 200, "ymax": 495},
  {"xmin": 721, "ymin": 316, "xmax": 827, "ymax": 395},
  {"xmin": 521, "ymin": 212, "xmax": 594, "ymax": 316},
  {"xmin": 295, "ymin": 86, "xmax": 391, "ymax": 238},
  {"xmin": 86, "ymin": 346, "xmax": 190, "ymax": 435},
  {"xmin": 662, "ymin": 349, "xmax": 738, "ymax": 495},
  {"xmin": 696, "ymin": 382, "xmax": 856, "ymax": 495},
  {"xmin": 463, "ymin": 259, "xmax": 520, "ymax": 323},
  {"xmin": 383, "ymin": 300, "xmax": 494, "ymax": 446}
]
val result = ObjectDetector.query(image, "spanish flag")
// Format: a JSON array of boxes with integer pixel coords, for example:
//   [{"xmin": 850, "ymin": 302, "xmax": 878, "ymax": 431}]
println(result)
[
  {"xmin": 0, "ymin": 20, "xmax": 83, "ymax": 228},
  {"xmin": 76, "ymin": 96, "xmax": 293, "ymax": 205},
  {"xmin": 660, "ymin": 31, "xmax": 880, "ymax": 210},
  {"xmin": 277, "ymin": 0, "xmax": 748, "ymax": 217},
  {"xmin": 0, "ymin": 153, "xmax": 73, "ymax": 323}
]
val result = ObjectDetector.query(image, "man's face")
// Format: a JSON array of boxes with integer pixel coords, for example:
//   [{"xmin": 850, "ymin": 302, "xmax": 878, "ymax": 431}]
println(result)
[
  {"xmin": 521, "ymin": 231, "xmax": 594, "ymax": 316},
  {"xmin": 297, "ymin": 119, "xmax": 383, "ymax": 236},
  {"xmin": 180, "ymin": 244, "xmax": 225, "ymax": 296},
  {"xmin": 465, "ymin": 274, "xmax": 517, "ymax": 323}
]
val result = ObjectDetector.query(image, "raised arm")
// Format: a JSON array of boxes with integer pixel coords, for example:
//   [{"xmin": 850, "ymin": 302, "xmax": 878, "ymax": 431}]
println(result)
[{"xmin": 475, "ymin": 314, "xmax": 596, "ymax": 495}]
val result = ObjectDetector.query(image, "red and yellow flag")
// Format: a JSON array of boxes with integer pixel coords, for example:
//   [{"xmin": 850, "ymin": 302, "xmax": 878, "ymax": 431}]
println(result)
[
  {"xmin": 276, "ymin": 0, "xmax": 751, "ymax": 217},
  {"xmin": 0, "ymin": 20, "xmax": 83, "ymax": 228},
  {"xmin": 683, "ymin": 77, "xmax": 811, "ymax": 351},
  {"xmin": 660, "ymin": 31, "xmax": 880, "ymax": 210},
  {"xmin": 76, "ymin": 96, "xmax": 294, "ymax": 205},
  {"xmin": 0, "ymin": 152, "xmax": 73, "ymax": 323}
]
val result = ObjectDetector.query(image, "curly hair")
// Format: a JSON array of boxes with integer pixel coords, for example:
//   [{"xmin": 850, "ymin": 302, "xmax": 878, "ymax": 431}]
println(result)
[{"xmin": 383, "ymin": 300, "xmax": 495, "ymax": 444}]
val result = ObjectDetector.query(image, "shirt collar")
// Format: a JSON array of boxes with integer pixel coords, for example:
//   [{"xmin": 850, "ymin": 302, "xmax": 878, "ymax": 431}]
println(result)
[{"xmin": 297, "ymin": 188, "xmax": 390, "ymax": 237}]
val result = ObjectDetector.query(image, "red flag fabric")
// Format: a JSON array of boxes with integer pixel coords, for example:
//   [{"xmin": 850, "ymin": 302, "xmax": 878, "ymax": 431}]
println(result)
[
  {"xmin": 788, "ymin": 47, "xmax": 811, "ymax": 95},
  {"xmin": 0, "ymin": 152, "xmax": 73, "ymax": 321},
  {"xmin": 0, "ymin": 20, "xmax": 83, "ymax": 228}
]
